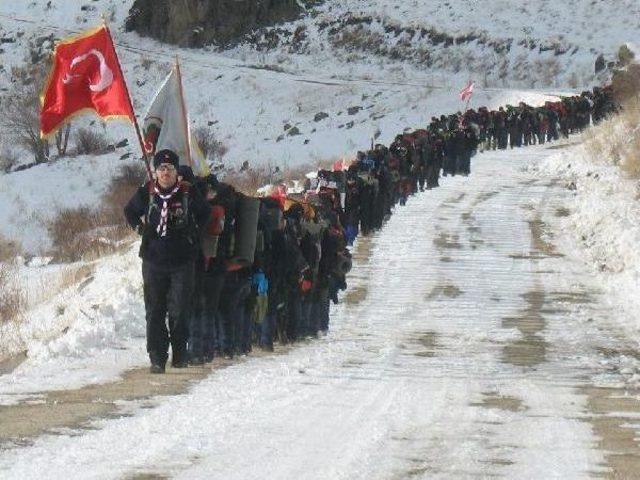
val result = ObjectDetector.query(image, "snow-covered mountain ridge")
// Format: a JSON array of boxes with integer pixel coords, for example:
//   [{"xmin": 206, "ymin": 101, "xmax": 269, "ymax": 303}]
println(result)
[{"xmin": 234, "ymin": 0, "xmax": 638, "ymax": 88}]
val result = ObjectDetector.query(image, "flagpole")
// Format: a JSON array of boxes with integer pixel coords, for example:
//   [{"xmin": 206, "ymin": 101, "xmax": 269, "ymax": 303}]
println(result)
[
  {"xmin": 175, "ymin": 56, "xmax": 193, "ymax": 167},
  {"xmin": 102, "ymin": 19, "xmax": 153, "ymax": 181},
  {"xmin": 463, "ymin": 79, "xmax": 472, "ymax": 112}
]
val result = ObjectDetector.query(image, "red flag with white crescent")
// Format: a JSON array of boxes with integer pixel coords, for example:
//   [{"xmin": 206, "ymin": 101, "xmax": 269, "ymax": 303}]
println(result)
[{"xmin": 40, "ymin": 25, "xmax": 135, "ymax": 138}]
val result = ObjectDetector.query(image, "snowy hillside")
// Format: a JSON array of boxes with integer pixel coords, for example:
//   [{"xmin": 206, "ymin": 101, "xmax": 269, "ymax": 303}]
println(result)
[
  {"xmin": 0, "ymin": 0, "xmax": 575, "ymax": 255},
  {"xmin": 232, "ymin": 0, "xmax": 637, "ymax": 88}
]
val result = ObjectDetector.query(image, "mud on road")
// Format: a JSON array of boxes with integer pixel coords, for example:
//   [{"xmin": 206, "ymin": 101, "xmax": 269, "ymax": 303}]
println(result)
[{"xmin": 0, "ymin": 237, "xmax": 378, "ymax": 449}]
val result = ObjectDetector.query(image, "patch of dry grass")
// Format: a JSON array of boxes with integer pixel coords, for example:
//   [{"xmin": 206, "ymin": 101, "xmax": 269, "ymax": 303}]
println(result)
[
  {"xmin": 584, "ymin": 96, "xmax": 640, "ymax": 177},
  {"xmin": 612, "ymin": 64, "xmax": 640, "ymax": 105},
  {"xmin": 24, "ymin": 263, "xmax": 96, "ymax": 308},
  {"xmin": 221, "ymin": 158, "xmax": 335, "ymax": 195},
  {"xmin": 47, "ymin": 207, "xmax": 119, "ymax": 262},
  {"xmin": 0, "ymin": 262, "xmax": 25, "ymax": 325},
  {"xmin": 48, "ymin": 163, "xmax": 144, "ymax": 262},
  {"xmin": 0, "ymin": 233, "xmax": 22, "ymax": 262},
  {"xmin": 222, "ymin": 165, "xmax": 274, "ymax": 196}
]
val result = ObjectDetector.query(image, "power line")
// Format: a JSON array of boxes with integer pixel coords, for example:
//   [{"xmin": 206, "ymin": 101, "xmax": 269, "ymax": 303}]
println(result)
[{"xmin": 0, "ymin": 12, "xmax": 559, "ymax": 95}]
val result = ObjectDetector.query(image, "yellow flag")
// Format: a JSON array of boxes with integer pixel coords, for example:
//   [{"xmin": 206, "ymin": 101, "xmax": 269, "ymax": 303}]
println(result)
[{"xmin": 189, "ymin": 125, "xmax": 210, "ymax": 177}]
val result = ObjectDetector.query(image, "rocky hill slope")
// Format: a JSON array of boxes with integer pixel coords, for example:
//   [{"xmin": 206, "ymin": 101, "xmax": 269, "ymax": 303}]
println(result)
[{"xmin": 125, "ymin": 0, "xmax": 304, "ymax": 47}]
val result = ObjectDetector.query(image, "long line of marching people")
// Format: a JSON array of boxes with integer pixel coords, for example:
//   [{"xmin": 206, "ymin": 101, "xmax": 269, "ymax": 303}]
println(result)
[{"xmin": 125, "ymin": 85, "xmax": 617, "ymax": 373}]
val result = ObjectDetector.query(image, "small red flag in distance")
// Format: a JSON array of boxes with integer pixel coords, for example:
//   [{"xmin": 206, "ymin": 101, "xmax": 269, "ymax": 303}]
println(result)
[{"xmin": 459, "ymin": 80, "xmax": 475, "ymax": 102}]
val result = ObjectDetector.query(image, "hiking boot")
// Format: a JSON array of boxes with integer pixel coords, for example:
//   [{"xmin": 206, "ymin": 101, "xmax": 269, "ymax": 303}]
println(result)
[
  {"xmin": 150, "ymin": 363, "xmax": 165, "ymax": 374},
  {"xmin": 189, "ymin": 356, "xmax": 204, "ymax": 366},
  {"xmin": 149, "ymin": 352, "xmax": 166, "ymax": 374},
  {"xmin": 172, "ymin": 359, "xmax": 188, "ymax": 368},
  {"xmin": 171, "ymin": 350, "xmax": 188, "ymax": 368}
]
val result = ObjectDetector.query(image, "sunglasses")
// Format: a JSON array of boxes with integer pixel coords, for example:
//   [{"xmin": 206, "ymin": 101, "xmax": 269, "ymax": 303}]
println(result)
[{"xmin": 156, "ymin": 164, "xmax": 176, "ymax": 172}]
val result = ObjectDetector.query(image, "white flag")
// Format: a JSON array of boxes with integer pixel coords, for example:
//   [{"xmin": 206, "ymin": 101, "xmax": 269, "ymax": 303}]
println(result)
[{"xmin": 143, "ymin": 67, "xmax": 191, "ymax": 166}]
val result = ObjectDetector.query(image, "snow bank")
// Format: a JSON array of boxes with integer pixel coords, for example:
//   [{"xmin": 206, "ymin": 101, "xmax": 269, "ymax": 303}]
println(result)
[
  {"xmin": 531, "ymin": 136, "xmax": 640, "ymax": 337},
  {"xmin": 0, "ymin": 244, "xmax": 147, "ymax": 404}
]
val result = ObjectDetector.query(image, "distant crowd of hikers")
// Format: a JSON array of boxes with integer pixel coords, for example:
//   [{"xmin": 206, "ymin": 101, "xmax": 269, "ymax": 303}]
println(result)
[{"xmin": 125, "ymin": 85, "xmax": 617, "ymax": 373}]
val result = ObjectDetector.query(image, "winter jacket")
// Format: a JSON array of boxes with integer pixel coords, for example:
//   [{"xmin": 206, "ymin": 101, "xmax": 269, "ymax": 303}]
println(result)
[{"xmin": 124, "ymin": 180, "xmax": 210, "ymax": 267}]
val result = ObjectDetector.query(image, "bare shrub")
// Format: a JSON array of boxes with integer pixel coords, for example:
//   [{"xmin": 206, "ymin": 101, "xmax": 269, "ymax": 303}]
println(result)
[
  {"xmin": 222, "ymin": 165, "xmax": 273, "ymax": 195},
  {"xmin": 192, "ymin": 126, "xmax": 228, "ymax": 161},
  {"xmin": 584, "ymin": 96, "xmax": 640, "ymax": 178},
  {"xmin": 101, "ymin": 162, "xmax": 147, "ymax": 226},
  {"xmin": 25, "ymin": 263, "xmax": 96, "ymax": 308},
  {"xmin": 57, "ymin": 264, "xmax": 95, "ymax": 293},
  {"xmin": 54, "ymin": 124, "xmax": 72, "ymax": 157},
  {"xmin": 618, "ymin": 44, "xmax": 635, "ymax": 67},
  {"xmin": 48, "ymin": 207, "xmax": 101, "ymax": 262},
  {"xmin": 0, "ymin": 64, "xmax": 50, "ymax": 163},
  {"xmin": 0, "ymin": 262, "xmax": 25, "ymax": 325},
  {"xmin": 141, "ymin": 56, "xmax": 153, "ymax": 70},
  {"xmin": 0, "ymin": 149, "xmax": 20, "ymax": 173},
  {"xmin": 281, "ymin": 160, "xmax": 333, "ymax": 183},
  {"xmin": 584, "ymin": 117, "xmax": 625, "ymax": 165},
  {"xmin": 583, "ymin": 124, "xmax": 609, "ymax": 161},
  {"xmin": 621, "ymin": 133, "xmax": 640, "ymax": 177},
  {"xmin": 0, "ymin": 233, "xmax": 22, "ymax": 262},
  {"xmin": 222, "ymin": 159, "xmax": 334, "ymax": 195},
  {"xmin": 618, "ymin": 98, "xmax": 640, "ymax": 177},
  {"xmin": 75, "ymin": 127, "xmax": 111, "ymax": 155},
  {"xmin": 48, "ymin": 206, "xmax": 128, "ymax": 262},
  {"xmin": 329, "ymin": 28, "xmax": 385, "ymax": 54},
  {"xmin": 48, "ymin": 162, "xmax": 145, "ymax": 262},
  {"xmin": 611, "ymin": 64, "xmax": 640, "ymax": 104}
]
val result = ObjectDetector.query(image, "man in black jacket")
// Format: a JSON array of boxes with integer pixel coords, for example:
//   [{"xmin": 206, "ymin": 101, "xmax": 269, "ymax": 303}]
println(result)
[{"xmin": 124, "ymin": 150, "xmax": 210, "ymax": 373}]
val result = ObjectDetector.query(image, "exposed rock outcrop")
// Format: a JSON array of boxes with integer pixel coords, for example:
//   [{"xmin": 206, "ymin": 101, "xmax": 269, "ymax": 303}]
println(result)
[{"xmin": 125, "ymin": 0, "xmax": 302, "ymax": 47}]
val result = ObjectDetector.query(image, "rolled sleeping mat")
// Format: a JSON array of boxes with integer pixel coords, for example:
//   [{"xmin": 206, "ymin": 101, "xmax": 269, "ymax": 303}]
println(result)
[
  {"xmin": 260, "ymin": 201, "xmax": 283, "ymax": 233},
  {"xmin": 202, "ymin": 235, "xmax": 220, "ymax": 258},
  {"xmin": 228, "ymin": 194, "xmax": 260, "ymax": 268},
  {"xmin": 333, "ymin": 170, "xmax": 346, "ymax": 194},
  {"xmin": 202, "ymin": 205, "xmax": 225, "ymax": 257}
]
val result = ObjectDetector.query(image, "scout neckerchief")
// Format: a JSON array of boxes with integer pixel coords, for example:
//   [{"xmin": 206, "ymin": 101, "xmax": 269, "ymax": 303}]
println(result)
[{"xmin": 153, "ymin": 181, "xmax": 181, "ymax": 237}]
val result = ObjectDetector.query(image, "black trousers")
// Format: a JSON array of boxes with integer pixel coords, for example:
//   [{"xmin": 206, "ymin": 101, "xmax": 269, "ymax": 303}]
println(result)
[
  {"xmin": 219, "ymin": 270, "xmax": 251, "ymax": 356},
  {"xmin": 142, "ymin": 260, "xmax": 194, "ymax": 365}
]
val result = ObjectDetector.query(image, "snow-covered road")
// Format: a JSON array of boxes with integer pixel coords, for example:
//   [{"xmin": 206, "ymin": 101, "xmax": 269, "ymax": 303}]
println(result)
[{"xmin": 2, "ymin": 143, "xmax": 640, "ymax": 479}]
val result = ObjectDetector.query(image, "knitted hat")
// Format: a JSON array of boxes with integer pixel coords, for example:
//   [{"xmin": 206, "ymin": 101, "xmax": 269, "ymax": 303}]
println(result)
[{"xmin": 153, "ymin": 149, "xmax": 179, "ymax": 169}]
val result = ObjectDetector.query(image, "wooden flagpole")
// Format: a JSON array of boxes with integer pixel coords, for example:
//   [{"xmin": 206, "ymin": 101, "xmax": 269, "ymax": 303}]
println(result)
[
  {"xmin": 102, "ymin": 17, "xmax": 153, "ymax": 181},
  {"xmin": 175, "ymin": 56, "xmax": 193, "ymax": 167}
]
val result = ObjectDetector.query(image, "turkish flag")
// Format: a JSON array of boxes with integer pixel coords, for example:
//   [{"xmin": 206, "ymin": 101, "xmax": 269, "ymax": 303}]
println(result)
[{"xmin": 40, "ymin": 25, "xmax": 135, "ymax": 138}]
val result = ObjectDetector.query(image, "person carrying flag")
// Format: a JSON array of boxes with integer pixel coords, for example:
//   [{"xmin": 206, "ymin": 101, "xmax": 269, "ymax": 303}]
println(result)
[{"xmin": 124, "ymin": 149, "xmax": 210, "ymax": 373}]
